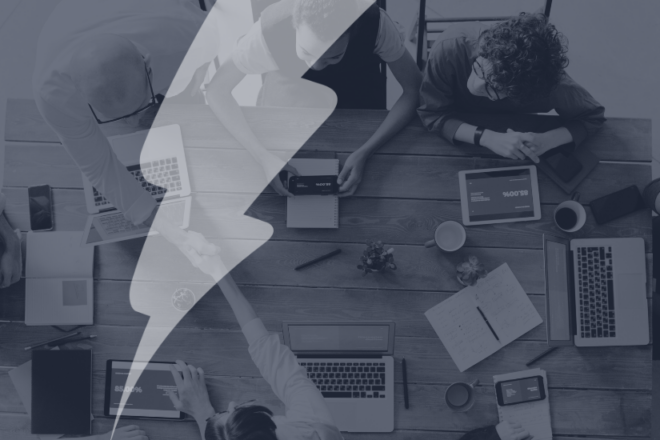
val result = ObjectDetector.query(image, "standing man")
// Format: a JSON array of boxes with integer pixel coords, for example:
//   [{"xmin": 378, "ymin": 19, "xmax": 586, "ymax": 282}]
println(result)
[
  {"xmin": 32, "ymin": 0, "xmax": 219, "ymax": 250},
  {"xmin": 207, "ymin": 0, "xmax": 422, "ymax": 197},
  {"xmin": 418, "ymin": 13, "xmax": 605, "ymax": 161}
]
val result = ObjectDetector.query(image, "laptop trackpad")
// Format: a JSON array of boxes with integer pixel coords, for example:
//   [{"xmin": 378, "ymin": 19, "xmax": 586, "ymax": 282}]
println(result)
[
  {"xmin": 615, "ymin": 275, "xmax": 646, "ymax": 308},
  {"xmin": 326, "ymin": 401, "xmax": 358, "ymax": 431}
]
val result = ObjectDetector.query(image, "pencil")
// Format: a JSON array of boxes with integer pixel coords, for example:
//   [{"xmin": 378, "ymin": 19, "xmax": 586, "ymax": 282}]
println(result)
[
  {"xmin": 47, "ymin": 335, "xmax": 97, "ymax": 348},
  {"xmin": 525, "ymin": 347, "xmax": 557, "ymax": 367},
  {"xmin": 24, "ymin": 332, "xmax": 80, "ymax": 351},
  {"xmin": 294, "ymin": 249, "xmax": 341, "ymax": 271},
  {"xmin": 402, "ymin": 358, "xmax": 409, "ymax": 409}
]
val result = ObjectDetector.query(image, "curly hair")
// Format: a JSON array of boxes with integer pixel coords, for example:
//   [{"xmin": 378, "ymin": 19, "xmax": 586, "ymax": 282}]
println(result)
[
  {"xmin": 205, "ymin": 405, "xmax": 277, "ymax": 440},
  {"xmin": 292, "ymin": 0, "xmax": 358, "ymax": 42},
  {"xmin": 478, "ymin": 13, "xmax": 569, "ymax": 103}
]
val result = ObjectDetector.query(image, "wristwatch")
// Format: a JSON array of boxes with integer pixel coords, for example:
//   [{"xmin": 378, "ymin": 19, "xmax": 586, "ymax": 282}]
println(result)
[{"xmin": 473, "ymin": 126, "xmax": 485, "ymax": 147}]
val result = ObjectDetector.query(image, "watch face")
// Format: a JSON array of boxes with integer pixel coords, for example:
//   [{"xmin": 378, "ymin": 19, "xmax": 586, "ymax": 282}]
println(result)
[{"xmin": 172, "ymin": 288, "xmax": 196, "ymax": 312}]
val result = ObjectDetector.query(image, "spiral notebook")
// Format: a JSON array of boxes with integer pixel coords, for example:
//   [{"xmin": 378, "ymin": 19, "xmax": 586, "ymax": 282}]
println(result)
[
  {"xmin": 287, "ymin": 158, "xmax": 339, "ymax": 228},
  {"xmin": 494, "ymin": 368, "xmax": 552, "ymax": 440}
]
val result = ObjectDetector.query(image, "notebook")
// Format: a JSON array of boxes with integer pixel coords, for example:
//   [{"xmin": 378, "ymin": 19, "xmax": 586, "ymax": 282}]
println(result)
[
  {"xmin": 424, "ymin": 263, "xmax": 543, "ymax": 372},
  {"xmin": 31, "ymin": 350, "xmax": 92, "ymax": 435},
  {"xmin": 286, "ymin": 158, "xmax": 339, "ymax": 228},
  {"xmin": 494, "ymin": 368, "xmax": 552, "ymax": 440},
  {"xmin": 25, "ymin": 232, "xmax": 94, "ymax": 326}
]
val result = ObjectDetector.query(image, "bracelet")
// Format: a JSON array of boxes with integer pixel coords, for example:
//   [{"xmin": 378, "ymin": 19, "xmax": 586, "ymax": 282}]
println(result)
[{"xmin": 473, "ymin": 127, "xmax": 485, "ymax": 146}]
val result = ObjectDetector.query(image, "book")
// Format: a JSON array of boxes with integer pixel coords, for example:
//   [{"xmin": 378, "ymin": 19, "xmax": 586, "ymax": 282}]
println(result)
[
  {"xmin": 25, "ymin": 232, "xmax": 94, "ymax": 326},
  {"xmin": 286, "ymin": 158, "xmax": 339, "ymax": 228},
  {"xmin": 494, "ymin": 368, "xmax": 552, "ymax": 440},
  {"xmin": 31, "ymin": 350, "xmax": 92, "ymax": 435},
  {"xmin": 424, "ymin": 263, "xmax": 542, "ymax": 372}
]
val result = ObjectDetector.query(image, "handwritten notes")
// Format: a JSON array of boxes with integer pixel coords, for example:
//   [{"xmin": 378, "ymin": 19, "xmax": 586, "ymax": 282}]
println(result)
[
  {"xmin": 425, "ymin": 263, "xmax": 542, "ymax": 372},
  {"xmin": 495, "ymin": 369, "xmax": 552, "ymax": 440}
]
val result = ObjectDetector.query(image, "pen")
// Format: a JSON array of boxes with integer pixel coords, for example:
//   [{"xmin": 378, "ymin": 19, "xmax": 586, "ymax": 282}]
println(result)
[
  {"xmin": 476, "ymin": 307, "xmax": 500, "ymax": 342},
  {"xmin": 24, "ymin": 332, "xmax": 80, "ymax": 351},
  {"xmin": 294, "ymin": 249, "xmax": 341, "ymax": 271},
  {"xmin": 525, "ymin": 347, "xmax": 557, "ymax": 367},
  {"xmin": 46, "ymin": 334, "xmax": 97, "ymax": 348},
  {"xmin": 402, "ymin": 358, "xmax": 409, "ymax": 409}
]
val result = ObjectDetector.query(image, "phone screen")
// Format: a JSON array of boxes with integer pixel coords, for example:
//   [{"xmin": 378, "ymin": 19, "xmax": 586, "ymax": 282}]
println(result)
[
  {"xmin": 28, "ymin": 185, "xmax": 53, "ymax": 231},
  {"xmin": 497, "ymin": 376, "xmax": 545, "ymax": 406}
]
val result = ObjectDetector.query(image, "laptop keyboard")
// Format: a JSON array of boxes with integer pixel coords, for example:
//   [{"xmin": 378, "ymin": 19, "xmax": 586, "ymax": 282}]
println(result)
[
  {"xmin": 577, "ymin": 246, "xmax": 616, "ymax": 338},
  {"xmin": 300, "ymin": 361, "xmax": 387, "ymax": 399},
  {"xmin": 93, "ymin": 157, "xmax": 182, "ymax": 208}
]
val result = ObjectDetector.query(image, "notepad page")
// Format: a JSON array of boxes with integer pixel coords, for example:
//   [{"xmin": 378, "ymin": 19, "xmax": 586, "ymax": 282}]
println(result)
[
  {"xmin": 287, "ymin": 159, "xmax": 339, "ymax": 228},
  {"xmin": 494, "ymin": 369, "xmax": 552, "ymax": 440}
]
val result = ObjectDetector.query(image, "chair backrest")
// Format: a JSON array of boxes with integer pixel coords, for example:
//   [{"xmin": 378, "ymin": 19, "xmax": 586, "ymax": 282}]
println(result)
[{"xmin": 416, "ymin": 0, "xmax": 552, "ymax": 70}]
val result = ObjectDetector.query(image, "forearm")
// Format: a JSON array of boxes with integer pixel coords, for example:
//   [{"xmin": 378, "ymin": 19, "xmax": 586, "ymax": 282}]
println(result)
[
  {"xmin": 0, "ymin": 213, "xmax": 16, "ymax": 240},
  {"xmin": 216, "ymin": 273, "xmax": 258, "ymax": 328},
  {"xmin": 540, "ymin": 126, "xmax": 573, "ymax": 149},
  {"xmin": 356, "ymin": 90, "xmax": 419, "ymax": 158}
]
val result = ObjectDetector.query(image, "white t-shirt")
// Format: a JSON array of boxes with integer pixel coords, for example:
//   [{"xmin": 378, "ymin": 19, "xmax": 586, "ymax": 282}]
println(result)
[
  {"xmin": 33, "ymin": 0, "xmax": 219, "ymax": 224},
  {"xmin": 233, "ymin": 8, "xmax": 406, "ymax": 75}
]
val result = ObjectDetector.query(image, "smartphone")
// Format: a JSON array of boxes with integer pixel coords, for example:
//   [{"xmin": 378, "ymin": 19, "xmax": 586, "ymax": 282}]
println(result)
[
  {"xmin": 495, "ymin": 376, "xmax": 546, "ymax": 406},
  {"xmin": 28, "ymin": 184, "xmax": 54, "ymax": 231},
  {"xmin": 590, "ymin": 185, "xmax": 646, "ymax": 225},
  {"xmin": 543, "ymin": 149, "xmax": 583, "ymax": 183},
  {"xmin": 288, "ymin": 175, "xmax": 338, "ymax": 196}
]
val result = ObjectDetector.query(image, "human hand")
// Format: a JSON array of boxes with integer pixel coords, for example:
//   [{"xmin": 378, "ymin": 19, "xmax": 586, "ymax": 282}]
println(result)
[
  {"xmin": 261, "ymin": 155, "xmax": 299, "ymax": 197},
  {"xmin": 338, "ymin": 151, "xmax": 367, "ymax": 197},
  {"xmin": 496, "ymin": 420, "xmax": 533, "ymax": 440},
  {"xmin": 95, "ymin": 425, "xmax": 148, "ymax": 440},
  {"xmin": 480, "ymin": 129, "xmax": 539, "ymax": 163},
  {"xmin": 167, "ymin": 360, "xmax": 216, "ymax": 423},
  {"xmin": 0, "ymin": 228, "xmax": 22, "ymax": 288},
  {"xmin": 521, "ymin": 131, "xmax": 555, "ymax": 158}
]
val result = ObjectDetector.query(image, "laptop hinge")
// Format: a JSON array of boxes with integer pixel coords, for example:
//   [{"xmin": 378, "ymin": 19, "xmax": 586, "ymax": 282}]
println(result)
[
  {"xmin": 99, "ymin": 207, "xmax": 116, "ymax": 213},
  {"xmin": 569, "ymin": 247, "xmax": 578, "ymax": 337},
  {"xmin": 296, "ymin": 355, "xmax": 383, "ymax": 359}
]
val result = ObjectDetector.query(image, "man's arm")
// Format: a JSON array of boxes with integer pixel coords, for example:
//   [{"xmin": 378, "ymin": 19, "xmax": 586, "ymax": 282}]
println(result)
[
  {"xmin": 0, "ymin": 212, "xmax": 21, "ymax": 288},
  {"xmin": 338, "ymin": 50, "xmax": 421, "ymax": 196}
]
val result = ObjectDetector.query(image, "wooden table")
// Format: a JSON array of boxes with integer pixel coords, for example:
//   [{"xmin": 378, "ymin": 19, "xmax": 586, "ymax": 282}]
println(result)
[{"xmin": 0, "ymin": 98, "xmax": 653, "ymax": 439}]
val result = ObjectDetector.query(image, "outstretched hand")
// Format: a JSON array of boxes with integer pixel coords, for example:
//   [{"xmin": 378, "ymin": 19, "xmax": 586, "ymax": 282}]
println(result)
[
  {"xmin": 496, "ymin": 420, "xmax": 533, "ymax": 440},
  {"xmin": 338, "ymin": 151, "xmax": 367, "ymax": 197},
  {"xmin": 167, "ymin": 360, "xmax": 216, "ymax": 423}
]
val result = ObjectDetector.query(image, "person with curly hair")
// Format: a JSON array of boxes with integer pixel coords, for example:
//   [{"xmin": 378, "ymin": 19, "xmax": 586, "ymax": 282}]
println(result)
[{"xmin": 418, "ymin": 13, "xmax": 605, "ymax": 161}]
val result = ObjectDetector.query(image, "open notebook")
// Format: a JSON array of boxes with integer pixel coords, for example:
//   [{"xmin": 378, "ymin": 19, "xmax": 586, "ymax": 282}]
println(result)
[
  {"xmin": 287, "ymin": 158, "xmax": 339, "ymax": 228},
  {"xmin": 494, "ymin": 369, "xmax": 552, "ymax": 440},
  {"xmin": 25, "ymin": 232, "xmax": 94, "ymax": 326}
]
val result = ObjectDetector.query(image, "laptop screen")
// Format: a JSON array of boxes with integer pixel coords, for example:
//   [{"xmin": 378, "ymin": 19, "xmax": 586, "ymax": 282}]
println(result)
[
  {"xmin": 286, "ymin": 324, "xmax": 392, "ymax": 354},
  {"xmin": 545, "ymin": 239, "xmax": 572, "ymax": 342}
]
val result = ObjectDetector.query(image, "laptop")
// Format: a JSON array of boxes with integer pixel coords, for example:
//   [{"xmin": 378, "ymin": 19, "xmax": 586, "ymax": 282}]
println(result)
[
  {"xmin": 543, "ymin": 235, "xmax": 649, "ymax": 347},
  {"xmin": 80, "ymin": 125, "xmax": 192, "ymax": 246},
  {"xmin": 282, "ymin": 321, "xmax": 395, "ymax": 433}
]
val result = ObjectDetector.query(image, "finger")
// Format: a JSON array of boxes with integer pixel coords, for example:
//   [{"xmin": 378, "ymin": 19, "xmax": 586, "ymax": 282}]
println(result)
[
  {"xmin": 338, "ymin": 184, "xmax": 358, "ymax": 198},
  {"xmin": 507, "ymin": 128, "xmax": 514, "ymax": 134},
  {"xmin": 283, "ymin": 164, "xmax": 300, "ymax": 176},
  {"xmin": 169, "ymin": 365, "xmax": 184, "ymax": 388},
  {"xmin": 197, "ymin": 367, "xmax": 205, "ymax": 381},
  {"xmin": 176, "ymin": 360, "xmax": 192, "ymax": 382},
  {"xmin": 166, "ymin": 389, "xmax": 182, "ymax": 410},
  {"xmin": 338, "ymin": 174, "xmax": 358, "ymax": 192},
  {"xmin": 511, "ymin": 148, "xmax": 526, "ymax": 160},
  {"xmin": 187, "ymin": 363, "xmax": 198, "ymax": 379},
  {"xmin": 337, "ymin": 164, "xmax": 351, "ymax": 185},
  {"xmin": 272, "ymin": 180, "xmax": 295, "ymax": 197},
  {"xmin": 519, "ymin": 144, "xmax": 540, "ymax": 163}
]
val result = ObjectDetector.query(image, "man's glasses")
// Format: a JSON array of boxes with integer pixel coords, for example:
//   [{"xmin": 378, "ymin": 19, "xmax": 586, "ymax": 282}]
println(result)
[
  {"xmin": 88, "ymin": 63, "xmax": 162, "ymax": 125},
  {"xmin": 473, "ymin": 59, "xmax": 501, "ymax": 101}
]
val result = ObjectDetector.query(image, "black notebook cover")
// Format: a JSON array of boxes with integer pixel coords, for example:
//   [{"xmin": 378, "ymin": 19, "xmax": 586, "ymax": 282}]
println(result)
[{"xmin": 32, "ymin": 350, "xmax": 92, "ymax": 435}]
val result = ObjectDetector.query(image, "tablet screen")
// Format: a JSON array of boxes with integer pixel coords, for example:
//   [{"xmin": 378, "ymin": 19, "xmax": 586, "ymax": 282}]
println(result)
[
  {"xmin": 106, "ymin": 361, "xmax": 181, "ymax": 419},
  {"xmin": 465, "ymin": 168, "xmax": 536, "ymax": 222}
]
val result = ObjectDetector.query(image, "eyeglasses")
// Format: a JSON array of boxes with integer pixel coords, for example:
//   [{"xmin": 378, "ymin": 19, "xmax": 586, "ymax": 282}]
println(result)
[
  {"xmin": 207, "ymin": 400, "xmax": 257, "ymax": 421},
  {"xmin": 88, "ymin": 63, "xmax": 162, "ymax": 125},
  {"xmin": 473, "ymin": 59, "xmax": 501, "ymax": 101}
]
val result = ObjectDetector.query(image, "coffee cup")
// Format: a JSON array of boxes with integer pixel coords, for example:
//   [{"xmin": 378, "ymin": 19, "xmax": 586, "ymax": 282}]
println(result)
[
  {"xmin": 554, "ymin": 193, "xmax": 586, "ymax": 233},
  {"xmin": 445, "ymin": 379, "xmax": 479, "ymax": 412},
  {"xmin": 425, "ymin": 221, "xmax": 466, "ymax": 252}
]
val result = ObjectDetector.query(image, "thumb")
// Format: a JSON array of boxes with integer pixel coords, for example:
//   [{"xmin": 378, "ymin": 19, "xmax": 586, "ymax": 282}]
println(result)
[
  {"xmin": 337, "ymin": 163, "xmax": 351, "ymax": 185},
  {"xmin": 507, "ymin": 128, "xmax": 514, "ymax": 134},
  {"xmin": 166, "ymin": 390, "xmax": 182, "ymax": 410},
  {"xmin": 284, "ymin": 164, "xmax": 300, "ymax": 177},
  {"xmin": 200, "ymin": 241, "xmax": 218, "ymax": 256}
]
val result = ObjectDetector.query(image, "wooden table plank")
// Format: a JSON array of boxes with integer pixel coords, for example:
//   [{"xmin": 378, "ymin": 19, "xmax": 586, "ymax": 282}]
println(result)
[
  {"xmin": 0, "ymin": 367, "xmax": 650, "ymax": 437},
  {"xmin": 5, "ymin": 99, "xmax": 651, "ymax": 162},
  {"xmin": 0, "ymin": 413, "xmax": 645, "ymax": 440},
  {"xmin": 2, "ymin": 188, "xmax": 651, "ymax": 250},
  {"xmin": 3, "ymin": 144, "xmax": 652, "ymax": 207},
  {"xmin": 0, "ymin": 323, "xmax": 650, "ymax": 390}
]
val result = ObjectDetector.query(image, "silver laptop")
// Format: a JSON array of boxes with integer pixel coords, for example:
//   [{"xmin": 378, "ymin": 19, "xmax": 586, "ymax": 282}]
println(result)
[
  {"xmin": 282, "ymin": 321, "xmax": 395, "ymax": 433},
  {"xmin": 543, "ymin": 235, "xmax": 649, "ymax": 347},
  {"xmin": 80, "ymin": 125, "xmax": 192, "ymax": 246}
]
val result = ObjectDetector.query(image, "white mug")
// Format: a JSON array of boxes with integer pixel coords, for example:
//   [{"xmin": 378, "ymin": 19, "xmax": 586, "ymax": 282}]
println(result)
[
  {"xmin": 554, "ymin": 193, "xmax": 586, "ymax": 233},
  {"xmin": 425, "ymin": 221, "xmax": 466, "ymax": 252}
]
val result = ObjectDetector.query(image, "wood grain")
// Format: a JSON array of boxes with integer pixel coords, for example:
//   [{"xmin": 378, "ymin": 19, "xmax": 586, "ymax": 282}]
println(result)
[{"xmin": 5, "ymin": 99, "xmax": 651, "ymax": 161}]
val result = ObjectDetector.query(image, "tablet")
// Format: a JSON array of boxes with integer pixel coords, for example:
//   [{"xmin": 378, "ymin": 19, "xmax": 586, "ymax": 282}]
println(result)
[
  {"xmin": 458, "ymin": 165, "xmax": 542, "ymax": 226},
  {"xmin": 104, "ymin": 360, "xmax": 184, "ymax": 419}
]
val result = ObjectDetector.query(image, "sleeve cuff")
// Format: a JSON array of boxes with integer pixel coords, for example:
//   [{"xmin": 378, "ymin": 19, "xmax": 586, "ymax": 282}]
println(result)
[
  {"xmin": 123, "ymin": 191, "xmax": 158, "ymax": 225},
  {"xmin": 564, "ymin": 120, "xmax": 588, "ymax": 147},
  {"xmin": 442, "ymin": 118, "xmax": 465, "ymax": 145},
  {"xmin": 241, "ymin": 318, "xmax": 269, "ymax": 346}
]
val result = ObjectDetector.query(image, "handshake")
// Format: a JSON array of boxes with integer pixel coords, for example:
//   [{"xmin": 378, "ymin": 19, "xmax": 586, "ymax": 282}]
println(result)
[{"xmin": 173, "ymin": 230, "xmax": 227, "ymax": 281}]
